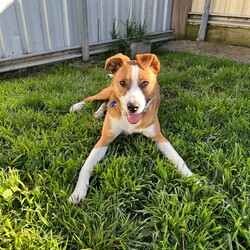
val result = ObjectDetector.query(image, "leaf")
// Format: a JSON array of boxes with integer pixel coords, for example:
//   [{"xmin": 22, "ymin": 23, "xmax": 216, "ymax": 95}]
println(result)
[
  {"xmin": 11, "ymin": 186, "xmax": 20, "ymax": 192},
  {"xmin": 2, "ymin": 189, "xmax": 13, "ymax": 200}
]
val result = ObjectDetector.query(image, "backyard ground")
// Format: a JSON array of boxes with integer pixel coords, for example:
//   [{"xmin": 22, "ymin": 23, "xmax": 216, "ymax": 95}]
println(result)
[
  {"xmin": 0, "ymin": 44, "xmax": 249, "ymax": 249},
  {"xmin": 161, "ymin": 40, "xmax": 250, "ymax": 64}
]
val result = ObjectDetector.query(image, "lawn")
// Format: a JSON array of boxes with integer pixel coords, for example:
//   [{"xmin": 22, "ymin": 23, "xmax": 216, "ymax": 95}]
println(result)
[{"xmin": 0, "ymin": 51, "xmax": 249, "ymax": 250}]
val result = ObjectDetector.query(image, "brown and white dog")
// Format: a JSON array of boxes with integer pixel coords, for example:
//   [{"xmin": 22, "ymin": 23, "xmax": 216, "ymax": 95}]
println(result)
[{"xmin": 68, "ymin": 53, "xmax": 194, "ymax": 204}]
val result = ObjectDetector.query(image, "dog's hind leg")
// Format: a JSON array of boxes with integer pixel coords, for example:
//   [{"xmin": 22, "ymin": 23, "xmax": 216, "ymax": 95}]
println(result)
[
  {"xmin": 70, "ymin": 85, "xmax": 112, "ymax": 112},
  {"xmin": 94, "ymin": 102, "xmax": 107, "ymax": 119}
]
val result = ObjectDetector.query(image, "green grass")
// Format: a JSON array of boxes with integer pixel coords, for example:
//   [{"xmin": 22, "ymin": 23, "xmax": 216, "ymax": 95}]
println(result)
[{"xmin": 0, "ymin": 52, "xmax": 249, "ymax": 249}]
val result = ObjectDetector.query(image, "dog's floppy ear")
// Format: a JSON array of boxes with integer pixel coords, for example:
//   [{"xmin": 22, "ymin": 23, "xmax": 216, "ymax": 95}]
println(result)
[
  {"xmin": 105, "ymin": 53, "xmax": 130, "ymax": 74},
  {"xmin": 136, "ymin": 54, "xmax": 160, "ymax": 75}
]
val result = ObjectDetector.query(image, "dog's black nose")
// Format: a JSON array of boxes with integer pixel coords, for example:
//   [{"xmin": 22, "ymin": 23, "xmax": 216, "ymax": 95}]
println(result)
[{"xmin": 127, "ymin": 102, "xmax": 139, "ymax": 113}]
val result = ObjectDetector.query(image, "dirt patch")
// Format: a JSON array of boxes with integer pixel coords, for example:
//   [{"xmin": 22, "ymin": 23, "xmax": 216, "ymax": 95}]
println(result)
[{"xmin": 161, "ymin": 40, "xmax": 250, "ymax": 64}]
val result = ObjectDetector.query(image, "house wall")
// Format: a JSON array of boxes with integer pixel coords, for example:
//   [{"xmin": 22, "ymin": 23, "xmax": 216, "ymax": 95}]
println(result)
[
  {"xmin": 187, "ymin": 0, "xmax": 250, "ymax": 47},
  {"xmin": 191, "ymin": 0, "xmax": 250, "ymax": 16}
]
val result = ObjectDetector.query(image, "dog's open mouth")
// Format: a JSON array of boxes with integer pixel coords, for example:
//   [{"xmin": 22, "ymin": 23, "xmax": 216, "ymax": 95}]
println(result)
[{"xmin": 127, "ymin": 113, "xmax": 142, "ymax": 124}]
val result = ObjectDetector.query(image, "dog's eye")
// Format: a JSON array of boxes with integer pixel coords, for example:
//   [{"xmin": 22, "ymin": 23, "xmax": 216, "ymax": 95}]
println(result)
[
  {"xmin": 120, "ymin": 80, "xmax": 126, "ymax": 87},
  {"xmin": 141, "ymin": 81, "xmax": 149, "ymax": 89}
]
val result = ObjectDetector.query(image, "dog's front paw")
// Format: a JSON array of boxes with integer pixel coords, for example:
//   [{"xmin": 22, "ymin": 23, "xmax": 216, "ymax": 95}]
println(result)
[
  {"xmin": 70, "ymin": 102, "xmax": 85, "ymax": 113},
  {"xmin": 68, "ymin": 190, "xmax": 86, "ymax": 204},
  {"xmin": 68, "ymin": 182, "xmax": 88, "ymax": 204}
]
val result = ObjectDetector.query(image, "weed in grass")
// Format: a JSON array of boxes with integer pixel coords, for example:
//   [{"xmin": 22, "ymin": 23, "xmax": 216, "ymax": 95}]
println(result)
[{"xmin": 0, "ymin": 52, "xmax": 249, "ymax": 249}]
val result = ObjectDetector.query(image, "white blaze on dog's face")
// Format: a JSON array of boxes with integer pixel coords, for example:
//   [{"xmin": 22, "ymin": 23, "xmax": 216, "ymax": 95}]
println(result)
[
  {"xmin": 119, "ymin": 64, "xmax": 145, "ymax": 124},
  {"xmin": 105, "ymin": 53, "xmax": 160, "ymax": 124}
]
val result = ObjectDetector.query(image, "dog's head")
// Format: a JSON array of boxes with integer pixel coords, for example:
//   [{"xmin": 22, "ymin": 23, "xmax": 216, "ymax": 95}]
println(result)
[{"xmin": 105, "ymin": 53, "xmax": 160, "ymax": 124}]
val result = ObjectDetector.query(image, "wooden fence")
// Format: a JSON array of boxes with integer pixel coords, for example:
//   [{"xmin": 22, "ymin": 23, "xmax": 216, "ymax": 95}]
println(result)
[{"xmin": 187, "ymin": 0, "xmax": 250, "ymax": 46}]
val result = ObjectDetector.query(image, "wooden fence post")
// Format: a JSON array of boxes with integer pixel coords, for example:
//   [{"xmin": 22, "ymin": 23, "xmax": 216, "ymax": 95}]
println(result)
[
  {"xmin": 171, "ymin": 0, "xmax": 193, "ymax": 39},
  {"xmin": 79, "ymin": 0, "xmax": 89, "ymax": 61},
  {"xmin": 197, "ymin": 0, "xmax": 211, "ymax": 41}
]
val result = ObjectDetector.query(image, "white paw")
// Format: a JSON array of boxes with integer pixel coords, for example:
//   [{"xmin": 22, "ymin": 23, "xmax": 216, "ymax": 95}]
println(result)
[
  {"xmin": 70, "ymin": 102, "xmax": 85, "ymax": 113},
  {"xmin": 94, "ymin": 103, "xmax": 106, "ymax": 119},
  {"xmin": 68, "ymin": 187, "xmax": 87, "ymax": 204},
  {"xmin": 107, "ymin": 74, "xmax": 114, "ymax": 78},
  {"xmin": 195, "ymin": 178, "xmax": 202, "ymax": 187}
]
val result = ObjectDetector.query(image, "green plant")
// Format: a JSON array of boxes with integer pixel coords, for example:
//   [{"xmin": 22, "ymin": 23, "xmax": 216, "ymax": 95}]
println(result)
[
  {"xmin": 122, "ymin": 19, "xmax": 148, "ymax": 41},
  {"xmin": 110, "ymin": 19, "xmax": 119, "ymax": 40},
  {"xmin": 110, "ymin": 18, "xmax": 148, "ymax": 55}
]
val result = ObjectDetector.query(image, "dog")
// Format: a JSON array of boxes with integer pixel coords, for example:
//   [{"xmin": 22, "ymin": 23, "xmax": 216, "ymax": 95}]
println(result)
[{"xmin": 68, "ymin": 53, "xmax": 194, "ymax": 204}]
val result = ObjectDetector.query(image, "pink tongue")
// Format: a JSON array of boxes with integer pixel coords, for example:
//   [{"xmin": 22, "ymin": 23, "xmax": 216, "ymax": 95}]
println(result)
[{"xmin": 127, "ymin": 113, "xmax": 142, "ymax": 124}]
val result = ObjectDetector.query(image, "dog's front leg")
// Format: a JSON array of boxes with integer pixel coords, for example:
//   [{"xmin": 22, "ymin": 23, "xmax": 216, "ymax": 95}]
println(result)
[
  {"xmin": 143, "ymin": 124, "xmax": 193, "ymax": 177},
  {"xmin": 156, "ymin": 141, "xmax": 193, "ymax": 177},
  {"xmin": 68, "ymin": 146, "xmax": 108, "ymax": 204},
  {"xmin": 68, "ymin": 115, "xmax": 119, "ymax": 204}
]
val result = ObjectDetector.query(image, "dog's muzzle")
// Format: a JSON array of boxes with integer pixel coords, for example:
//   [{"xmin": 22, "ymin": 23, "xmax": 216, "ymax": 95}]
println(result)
[
  {"xmin": 127, "ymin": 102, "xmax": 139, "ymax": 113},
  {"xmin": 125, "ymin": 98, "xmax": 153, "ymax": 124}
]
